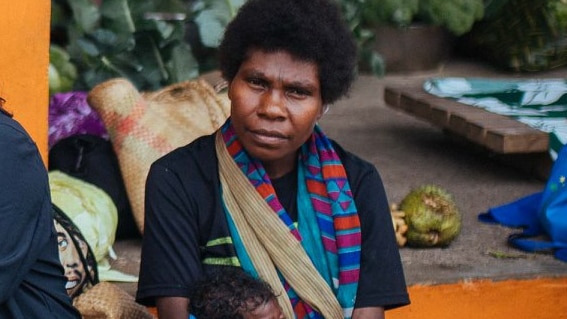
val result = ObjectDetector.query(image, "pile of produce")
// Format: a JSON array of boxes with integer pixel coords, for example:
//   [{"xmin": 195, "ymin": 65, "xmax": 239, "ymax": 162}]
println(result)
[{"xmin": 391, "ymin": 184, "xmax": 462, "ymax": 248}]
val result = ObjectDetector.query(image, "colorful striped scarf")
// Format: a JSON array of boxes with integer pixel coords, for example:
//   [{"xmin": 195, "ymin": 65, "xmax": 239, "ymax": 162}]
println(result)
[{"xmin": 220, "ymin": 119, "xmax": 361, "ymax": 318}]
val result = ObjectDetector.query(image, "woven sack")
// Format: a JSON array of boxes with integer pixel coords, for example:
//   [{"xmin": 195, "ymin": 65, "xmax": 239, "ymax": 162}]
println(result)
[
  {"xmin": 73, "ymin": 282, "xmax": 155, "ymax": 319},
  {"xmin": 461, "ymin": 0, "xmax": 567, "ymax": 72},
  {"xmin": 87, "ymin": 78, "xmax": 230, "ymax": 233}
]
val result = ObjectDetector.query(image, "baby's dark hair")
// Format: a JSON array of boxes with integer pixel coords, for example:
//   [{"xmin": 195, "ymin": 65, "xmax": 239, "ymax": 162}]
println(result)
[
  {"xmin": 190, "ymin": 267, "xmax": 278, "ymax": 319},
  {"xmin": 218, "ymin": 0, "xmax": 357, "ymax": 105}
]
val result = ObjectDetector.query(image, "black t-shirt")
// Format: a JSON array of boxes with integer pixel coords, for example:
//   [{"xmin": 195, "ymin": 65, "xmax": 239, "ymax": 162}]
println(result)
[
  {"xmin": 137, "ymin": 133, "xmax": 409, "ymax": 310},
  {"xmin": 0, "ymin": 113, "xmax": 81, "ymax": 319}
]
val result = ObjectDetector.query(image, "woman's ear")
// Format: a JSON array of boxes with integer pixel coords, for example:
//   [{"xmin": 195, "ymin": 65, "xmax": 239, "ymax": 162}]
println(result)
[{"xmin": 318, "ymin": 105, "xmax": 329, "ymax": 120}]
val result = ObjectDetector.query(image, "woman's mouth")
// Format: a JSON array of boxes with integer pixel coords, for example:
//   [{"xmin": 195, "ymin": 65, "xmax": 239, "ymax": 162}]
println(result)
[{"xmin": 249, "ymin": 129, "xmax": 288, "ymax": 145}]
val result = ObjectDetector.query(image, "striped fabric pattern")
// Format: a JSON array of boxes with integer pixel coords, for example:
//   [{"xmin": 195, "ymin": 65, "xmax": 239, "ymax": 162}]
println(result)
[{"xmin": 221, "ymin": 120, "xmax": 361, "ymax": 318}]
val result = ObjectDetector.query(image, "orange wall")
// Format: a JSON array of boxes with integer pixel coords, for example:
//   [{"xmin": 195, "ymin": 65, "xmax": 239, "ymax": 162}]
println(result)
[
  {"xmin": 388, "ymin": 277, "xmax": 567, "ymax": 319},
  {"xmin": 0, "ymin": 0, "xmax": 51, "ymax": 164}
]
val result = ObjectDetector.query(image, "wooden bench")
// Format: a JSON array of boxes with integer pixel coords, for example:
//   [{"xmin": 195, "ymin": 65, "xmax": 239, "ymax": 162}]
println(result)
[
  {"xmin": 384, "ymin": 82, "xmax": 550, "ymax": 154},
  {"xmin": 383, "ymin": 82, "xmax": 553, "ymax": 179}
]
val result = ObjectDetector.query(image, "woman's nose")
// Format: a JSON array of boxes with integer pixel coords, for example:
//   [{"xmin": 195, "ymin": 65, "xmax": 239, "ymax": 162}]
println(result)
[{"xmin": 258, "ymin": 90, "xmax": 286, "ymax": 119}]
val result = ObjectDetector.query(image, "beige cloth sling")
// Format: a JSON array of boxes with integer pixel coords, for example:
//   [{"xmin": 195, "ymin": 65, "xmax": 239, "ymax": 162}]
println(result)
[{"xmin": 215, "ymin": 132, "xmax": 343, "ymax": 319}]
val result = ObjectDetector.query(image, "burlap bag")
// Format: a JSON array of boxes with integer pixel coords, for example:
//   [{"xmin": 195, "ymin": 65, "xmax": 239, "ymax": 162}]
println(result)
[
  {"xmin": 73, "ymin": 282, "xmax": 155, "ymax": 319},
  {"xmin": 88, "ymin": 78, "xmax": 230, "ymax": 233}
]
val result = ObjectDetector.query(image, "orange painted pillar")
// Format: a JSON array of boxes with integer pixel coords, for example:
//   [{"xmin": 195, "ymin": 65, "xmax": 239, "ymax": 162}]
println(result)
[
  {"xmin": 0, "ymin": 0, "xmax": 51, "ymax": 164},
  {"xmin": 388, "ymin": 277, "xmax": 567, "ymax": 319}
]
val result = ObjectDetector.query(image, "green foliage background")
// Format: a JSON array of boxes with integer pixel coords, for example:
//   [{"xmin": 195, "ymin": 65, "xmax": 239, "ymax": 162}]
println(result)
[
  {"xmin": 360, "ymin": 0, "xmax": 485, "ymax": 36},
  {"xmin": 51, "ymin": 0, "xmax": 241, "ymax": 92},
  {"xmin": 49, "ymin": 0, "xmax": 401, "ymax": 95}
]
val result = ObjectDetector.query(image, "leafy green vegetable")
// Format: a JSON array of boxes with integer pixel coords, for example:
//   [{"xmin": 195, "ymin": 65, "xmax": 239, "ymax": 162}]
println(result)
[
  {"xmin": 51, "ymin": 0, "xmax": 386, "ymax": 91},
  {"xmin": 361, "ymin": 0, "xmax": 419, "ymax": 28},
  {"xmin": 51, "ymin": 0, "xmax": 249, "ymax": 91},
  {"xmin": 192, "ymin": 0, "xmax": 245, "ymax": 47},
  {"xmin": 49, "ymin": 44, "xmax": 78, "ymax": 95},
  {"xmin": 359, "ymin": 0, "xmax": 484, "ymax": 36},
  {"xmin": 551, "ymin": 0, "xmax": 567, "ymax": 32},
  {"xmin": 337, "ymin": 0, "xmax": 385, "ymax": 76},
  {"xmin": 418, "ymin": 0, "xmax": 484, "ymax": 36},
  {"xmin": 52, "ymin": 0, "xmax": 207, "ymax": 91}
]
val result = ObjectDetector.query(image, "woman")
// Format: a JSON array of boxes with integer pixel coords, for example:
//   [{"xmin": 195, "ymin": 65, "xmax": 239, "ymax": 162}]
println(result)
[
  {"xmin": 0, "ymin": 97, "xmax": 80, "ymax": 318},
  {"xmin": 137, "ymin": 0, "xmax": 410, "ymax": 318}
]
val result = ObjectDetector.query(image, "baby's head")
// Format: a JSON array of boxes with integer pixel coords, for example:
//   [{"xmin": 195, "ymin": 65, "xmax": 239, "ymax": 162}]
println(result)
[{"xmin": 190, "ymin": 267, "xmax": 284, "ymax": 319}]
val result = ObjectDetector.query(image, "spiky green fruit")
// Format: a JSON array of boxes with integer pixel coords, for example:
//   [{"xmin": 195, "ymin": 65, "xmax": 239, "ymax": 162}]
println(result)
[{"xmin": 399, "ymin": 185, "xmax": 462, "ymax": 247}]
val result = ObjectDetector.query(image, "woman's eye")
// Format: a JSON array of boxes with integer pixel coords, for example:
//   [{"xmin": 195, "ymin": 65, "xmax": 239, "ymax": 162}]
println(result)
[
  {"xmin": 288, "ymin": 88, "xmax": 310, "ymax": 98},
  {"xmin": 248, "ymin": 78, "xmax": 265, "ymax": 87}
]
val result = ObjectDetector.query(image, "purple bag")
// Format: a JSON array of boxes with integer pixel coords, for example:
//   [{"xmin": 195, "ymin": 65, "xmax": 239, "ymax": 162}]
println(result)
[{"xmin": 49, "ymin": 92, "xmax": 108, "ymax": 148}]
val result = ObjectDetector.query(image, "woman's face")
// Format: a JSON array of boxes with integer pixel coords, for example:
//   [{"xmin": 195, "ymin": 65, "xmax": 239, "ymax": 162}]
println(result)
[{"xmin": 228, "ymin": 49, "xmax": 323, "ymax": 178}]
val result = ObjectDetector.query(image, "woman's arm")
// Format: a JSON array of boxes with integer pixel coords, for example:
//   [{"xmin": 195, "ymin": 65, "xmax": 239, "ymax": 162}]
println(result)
[{"xmin": 157, "ymin": 297, "xmax": 190, "ymax": 319}]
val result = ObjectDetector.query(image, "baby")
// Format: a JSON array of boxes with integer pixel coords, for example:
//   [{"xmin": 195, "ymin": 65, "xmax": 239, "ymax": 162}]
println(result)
[{"xmin": 190, "ymin": 267, "xmax": 284, "ymax": 319}]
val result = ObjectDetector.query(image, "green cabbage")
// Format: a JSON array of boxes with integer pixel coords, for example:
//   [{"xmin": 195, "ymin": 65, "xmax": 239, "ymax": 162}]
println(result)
[{"xmin": 49, "ymin": 171, "xmax": 138, "ymax": 282}]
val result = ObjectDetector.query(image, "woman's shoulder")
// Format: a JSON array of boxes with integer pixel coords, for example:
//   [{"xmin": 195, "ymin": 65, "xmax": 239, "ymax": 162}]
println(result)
[
  {"xmin": 151, "ymin": 132, "xmax": 218, "ymax": 176},
  {"xmin": 156, "ymin": 133, "xmax": 215, "ymax": 161}
]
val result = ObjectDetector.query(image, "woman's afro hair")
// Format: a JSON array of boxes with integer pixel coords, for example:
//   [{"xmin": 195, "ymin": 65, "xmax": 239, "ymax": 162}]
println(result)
[{"xmin": 218, "ymin": 0, "xmax": 357, "ymax": 105}]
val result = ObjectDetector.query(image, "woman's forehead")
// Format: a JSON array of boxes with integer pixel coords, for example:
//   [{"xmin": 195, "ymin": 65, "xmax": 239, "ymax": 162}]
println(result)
[{"xmin": 239, "ymin": 50, "xmax": 319, "ymax": 85}]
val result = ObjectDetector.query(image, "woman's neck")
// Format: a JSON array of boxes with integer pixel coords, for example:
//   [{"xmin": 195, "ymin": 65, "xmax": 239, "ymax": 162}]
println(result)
[{"xmin": 262, "ymin": 153, "xmax": 298, "ymax": 179}]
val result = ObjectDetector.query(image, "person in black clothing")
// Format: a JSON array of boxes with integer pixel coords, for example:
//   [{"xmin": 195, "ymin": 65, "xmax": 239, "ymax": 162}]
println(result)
[
  {"xmin": 137, "ymin": 1, "xmax": 410, "ymax": 318},
  {"xmin": 0, "ymin": 97, "xmax": 80, "ymax": 318}
]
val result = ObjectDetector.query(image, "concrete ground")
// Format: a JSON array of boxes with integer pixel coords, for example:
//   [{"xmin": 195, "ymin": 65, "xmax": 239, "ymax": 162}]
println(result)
[{"xmin": 110, "ymin": 57, "xmax": 567, "ymax": 296}]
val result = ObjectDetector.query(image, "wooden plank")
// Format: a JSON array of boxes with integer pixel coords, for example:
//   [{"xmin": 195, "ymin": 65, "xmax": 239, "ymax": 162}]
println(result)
[
  {"xmin": 400, "ymin": 93, "xmax": 432, "ymax": 118},
  {"xmin": 465, "ymin": 117, "xmax": 521, "ymax": 144},
  {"xmin": 485, "ymin": 127, "xmax": 549, "ymax": 153},
  {"xmin": 383, "ymin": 87, "xmax": 401, "ymax": 108},
  {"xmin": 448, "ymin": 112, "xmax": 519, "ymax": 147},
  {"xmin": 383, "ymin": 83, "xmax": 550, "ymax": 154},
  {"xmin": 448, "ymin": 112, "xmax": 489, "ymax": 138},
  {"xmin": 429, "ymin": 107, "xmax": 451, "ymax": 128}
]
